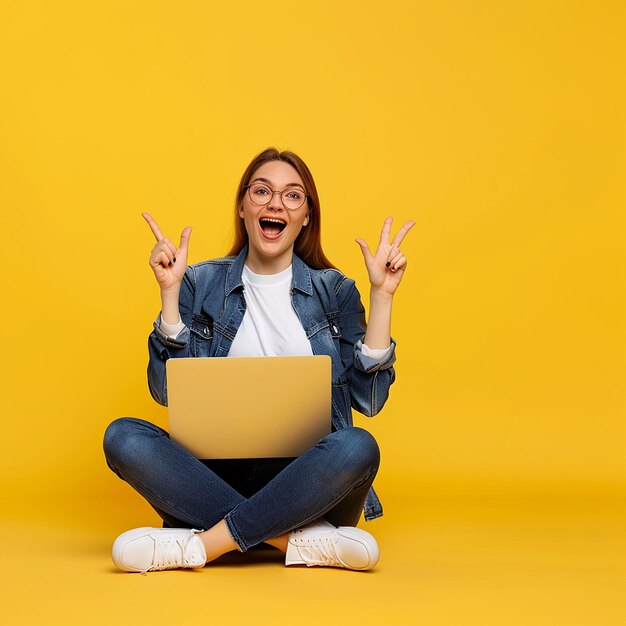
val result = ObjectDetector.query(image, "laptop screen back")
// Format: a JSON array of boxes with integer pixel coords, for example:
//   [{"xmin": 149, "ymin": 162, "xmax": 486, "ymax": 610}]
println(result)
[{"xmin": 166, "ymin": 355, "xmax": 332, "ymax": 459}]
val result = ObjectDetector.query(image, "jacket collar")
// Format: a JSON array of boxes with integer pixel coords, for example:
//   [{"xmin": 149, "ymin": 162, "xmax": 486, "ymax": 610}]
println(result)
[{"xmin": 225, "ymin": 243, "xmax": 313, "ymax": 297}]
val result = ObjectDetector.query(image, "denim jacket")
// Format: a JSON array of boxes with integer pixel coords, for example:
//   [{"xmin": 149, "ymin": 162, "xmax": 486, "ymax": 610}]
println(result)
[{"xmin": 147, "ymin": 243, "xmax": 397, "ymax": 521}]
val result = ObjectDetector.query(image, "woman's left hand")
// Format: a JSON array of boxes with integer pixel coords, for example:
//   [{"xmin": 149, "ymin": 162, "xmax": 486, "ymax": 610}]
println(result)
[{"xmin": 356, "ymin": 216, "xmax": 415, "ymax": 297}]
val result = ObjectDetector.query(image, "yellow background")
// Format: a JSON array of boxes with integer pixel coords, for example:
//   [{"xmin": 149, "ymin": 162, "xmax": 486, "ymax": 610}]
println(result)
[{"xmin": 0, "ymin": 1, "xmax": 624, "ymax": 624}]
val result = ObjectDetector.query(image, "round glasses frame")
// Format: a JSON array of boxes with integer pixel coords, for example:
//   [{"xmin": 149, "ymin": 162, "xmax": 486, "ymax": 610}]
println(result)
[{"xmin": 244, "ymin": 183, "xmax": 309, "ymax": 210}]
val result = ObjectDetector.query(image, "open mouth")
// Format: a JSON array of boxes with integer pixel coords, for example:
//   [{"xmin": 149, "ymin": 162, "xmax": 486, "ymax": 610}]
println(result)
[{"xmin": 258, "ymin": 217, "xmax": 287, "ymax": 240}]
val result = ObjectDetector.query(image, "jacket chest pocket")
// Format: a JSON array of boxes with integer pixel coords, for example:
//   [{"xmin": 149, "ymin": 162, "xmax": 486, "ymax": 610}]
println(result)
[
  {"xmin": 190, "ymin": 313, "xmax": 213, "ymax": 357},
  {"xmin": 326, "ymin": 313, "xmax": 342, "ymax": 354},
  {"xmin": 326, "ymin": 312, "xmax": 341, "ymax": 338}
]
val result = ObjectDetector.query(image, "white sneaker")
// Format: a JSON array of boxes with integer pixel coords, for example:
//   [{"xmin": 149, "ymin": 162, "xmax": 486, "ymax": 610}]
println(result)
[
  {"xmin": 112, "ymin": 527, "xmax": 207, "ymax": 575},
  {"xmin": 285, "ymin": 521, "xmax": 380, "ymax": 570}
]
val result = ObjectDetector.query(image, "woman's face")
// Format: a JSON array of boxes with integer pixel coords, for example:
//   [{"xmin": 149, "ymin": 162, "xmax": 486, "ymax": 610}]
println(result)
[{"xmin": 239, "ymin": 160, "xmax": 310, "ymax": 266}]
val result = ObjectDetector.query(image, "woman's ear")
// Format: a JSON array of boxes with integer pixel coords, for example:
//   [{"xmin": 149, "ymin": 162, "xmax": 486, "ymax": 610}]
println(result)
[{"xmin": 303, "ymin": 213, "xmax": 310, "ymax": 226}]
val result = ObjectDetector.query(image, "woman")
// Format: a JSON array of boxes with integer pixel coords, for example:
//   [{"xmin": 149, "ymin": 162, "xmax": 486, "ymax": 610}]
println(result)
[{"xmin": 103, "ymin": 147, "xmax": 413, "ymax": 574}]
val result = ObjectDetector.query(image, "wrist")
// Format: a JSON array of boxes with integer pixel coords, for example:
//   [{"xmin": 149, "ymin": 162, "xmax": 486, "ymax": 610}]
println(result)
[
  {"xmin": 160, "ymin": 284, "xmax": 181, "ymax": 297},
  {"xmin": 370, "ymin": 287, "xmax": 394, "ymax": 302}
]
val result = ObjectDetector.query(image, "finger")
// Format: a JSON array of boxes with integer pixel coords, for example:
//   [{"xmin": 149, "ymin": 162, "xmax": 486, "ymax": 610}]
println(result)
[
  {"xmin": 142, "ymin": 212, "xmax": 165, "ymax": 242},
  {"xmin": 155, "ymin": 251, "xmax": 172, "ymax": 268},
  {"xmin": 161, "ymin": 237, "xmax": 177, "ymax": 258},
  {"xmin": 387, "ymin": 251, "xmax": 403, "ymax": 269},
  {"xmin": 378, "ymin": 216, "xmax": 393, "ymax": 247},
  {"xmin": 159, "ymin": 242, "xmax": 174, "ymax": 263},
  {"xmin": 390, "ymin": 256, "xmax": 407, "ymax": 272},
  {"xmin": 355, "ymin": 238, "xmax": 373, "ymax": 263},
  {"xmin": 385, "ymin": 245, "xmax": 400, "ymax": 266},
  {"xmin": 177, "ymin": 226, "xmax": 193, "ymax": 255},
  {"xmin": 390, "ymin": 220, "xmax": 416, "ymax": 249},
  {"xmin": 159, "ymin": 237, "xmax": 176, "ymax": 261}
]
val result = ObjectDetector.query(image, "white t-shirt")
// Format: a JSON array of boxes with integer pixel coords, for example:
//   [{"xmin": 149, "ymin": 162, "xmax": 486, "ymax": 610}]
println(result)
[
  {"xmin": 160, "ymin": 263, "xmax": 391, "ymax": 359},
  {"xmin": 228, "ymin": 264, "xmax": 312, "ymax": 356}
]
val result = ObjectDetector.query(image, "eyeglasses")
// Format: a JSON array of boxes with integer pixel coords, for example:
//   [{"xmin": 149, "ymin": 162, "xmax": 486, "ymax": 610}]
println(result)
[{"xmin": 244, "ymin": 182, "xmax": 309, "ymax": 210}]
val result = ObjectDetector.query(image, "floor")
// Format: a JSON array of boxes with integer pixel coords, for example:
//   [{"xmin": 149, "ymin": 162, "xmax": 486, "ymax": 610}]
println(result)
[{"xmin": 2, "ymin": 496, "xmax": 624, "ymax": 625}]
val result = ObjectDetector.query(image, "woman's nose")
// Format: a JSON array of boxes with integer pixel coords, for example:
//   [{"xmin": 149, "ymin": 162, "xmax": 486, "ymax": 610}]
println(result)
[{"xmin": 267, "ymin": 191, "xmax": 286, "ymax": 211}]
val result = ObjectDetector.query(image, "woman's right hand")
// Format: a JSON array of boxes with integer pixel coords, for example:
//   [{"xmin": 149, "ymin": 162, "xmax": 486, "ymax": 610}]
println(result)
[{"xmin": 142, "ymin": 212, "xmax": 193, "ymax": 292}]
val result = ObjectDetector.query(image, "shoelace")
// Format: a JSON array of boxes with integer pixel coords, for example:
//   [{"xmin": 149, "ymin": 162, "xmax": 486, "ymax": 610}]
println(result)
[
  {"xmin": 293, "ymin": 534, "xmax": 341, "ymax": 567},
  {"xmin": 139, "ymin": 531, "xmax": 202, "ymax": 575}
]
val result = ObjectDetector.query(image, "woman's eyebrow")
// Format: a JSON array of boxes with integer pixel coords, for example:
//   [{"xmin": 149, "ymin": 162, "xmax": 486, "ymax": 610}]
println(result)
[{"xmin": 251, "ymin": 177, "xmax": 305, "ymax": 189}]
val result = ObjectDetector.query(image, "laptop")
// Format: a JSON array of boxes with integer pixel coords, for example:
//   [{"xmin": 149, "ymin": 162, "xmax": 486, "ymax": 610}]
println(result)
[{"xmin": 166, "ymin": 355, "xmax": 332, "ymax": 459}]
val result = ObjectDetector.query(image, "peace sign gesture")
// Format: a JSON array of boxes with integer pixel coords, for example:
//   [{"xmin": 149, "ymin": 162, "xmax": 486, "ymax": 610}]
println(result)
[
  {"xmin": 142, "ymin": 212, "xmax": 193, "ymax": 292},
  {"xmin": 355, "ymin": 216, "xmax": 415, "ymax": 297}
]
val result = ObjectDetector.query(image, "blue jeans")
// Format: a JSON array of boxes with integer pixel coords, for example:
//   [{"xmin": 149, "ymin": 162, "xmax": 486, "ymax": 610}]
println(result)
[{"xmin": 102, "ymin": 417, "xmax": 380, "ymax": 552}]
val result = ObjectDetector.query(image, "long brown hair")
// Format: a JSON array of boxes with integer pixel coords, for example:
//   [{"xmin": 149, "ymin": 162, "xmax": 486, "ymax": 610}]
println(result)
[{"xmin": 226, "ymin": 147, "xmax": 337, "ymax": 270}]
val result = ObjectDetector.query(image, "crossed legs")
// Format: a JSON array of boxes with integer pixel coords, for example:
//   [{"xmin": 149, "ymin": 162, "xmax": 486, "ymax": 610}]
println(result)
[{"xmin": 103, "ymin": 417, "xmax": 380, "ymax": 562}]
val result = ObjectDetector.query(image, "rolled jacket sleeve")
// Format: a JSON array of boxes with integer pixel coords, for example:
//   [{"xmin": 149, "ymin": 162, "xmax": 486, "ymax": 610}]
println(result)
[
  {"xmin": 159, "ymin": 315, "xmax": 186, "ymax": 340},
  {"xmin": 355, "ymin": 337, "xmax": 397, "ymax": 373},
  {"xmin": 152, "ymin": 313, "xmax": 190, "ymax": 349}
]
